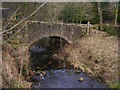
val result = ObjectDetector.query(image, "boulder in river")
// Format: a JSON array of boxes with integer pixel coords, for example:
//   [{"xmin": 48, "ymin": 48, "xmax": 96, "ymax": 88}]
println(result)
[{"xmin": 78, "ymin": 77, "xmax": 84, "ymax": 82}]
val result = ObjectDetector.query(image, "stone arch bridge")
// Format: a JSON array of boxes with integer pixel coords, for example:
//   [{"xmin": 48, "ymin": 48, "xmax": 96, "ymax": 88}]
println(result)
[{"xmin": 25, "ymin": 21, "xmax": 87, "ymax": 45}]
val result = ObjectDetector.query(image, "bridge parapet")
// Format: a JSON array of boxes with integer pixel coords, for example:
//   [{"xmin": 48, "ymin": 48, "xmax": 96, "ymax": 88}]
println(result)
[{"xmin": 26, "ymin": 21, "xmax": 87, "ymax": 45}]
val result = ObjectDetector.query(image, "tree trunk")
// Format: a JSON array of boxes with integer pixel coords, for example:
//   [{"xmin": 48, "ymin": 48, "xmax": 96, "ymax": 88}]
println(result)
[
  {"xmin": 80, "ymin": 20, "xmax": 82, "ymax": 25},
  {"xmin": 115, "ymin": 3, "xmax": 118, "ymax": 26},
  {"xmin": 97, "ymin": 2, "xmax": 103, "ymax": 30}
]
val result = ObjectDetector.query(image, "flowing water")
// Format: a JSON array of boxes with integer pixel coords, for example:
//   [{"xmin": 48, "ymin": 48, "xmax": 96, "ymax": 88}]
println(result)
[
  {"xmin": 29, "ymin": 37, "xmax": 108, "ymax": 88},
  {"xmin": 32, "ymin": 70, "xmax": 108, "ymax": 89}
]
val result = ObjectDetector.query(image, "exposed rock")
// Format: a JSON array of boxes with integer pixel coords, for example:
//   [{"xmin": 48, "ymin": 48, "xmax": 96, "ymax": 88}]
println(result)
[
  {"xmin": 40, "ymin": 71, "xmax": 46, "ymax": 76},
  {"xmin": 75, "ymin": 70, "xmax": 81, "ymax": 74},
  {"xmin": 78, "ymin": 77, "xmax": 84, "ymax": 82},
  {"xmin": 36, "ymin": 70, "xmax": 46, "ymax": 76}
]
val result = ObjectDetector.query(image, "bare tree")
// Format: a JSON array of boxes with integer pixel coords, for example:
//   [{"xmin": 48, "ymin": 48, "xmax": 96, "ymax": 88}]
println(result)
[
  {"xmin": 1, "ymin": 1, "xmax": 48, "ymax": 35},
  {"xmin": 78, "ymin": 2, "xmax": 93, "ymax": 24},
  {"xmin": 115, "ymin": 2, "xmax": 118, "ymax": 26},
  {"xmin": 97, "ymin": 2, "xmax": 103, "ymax": 30}
]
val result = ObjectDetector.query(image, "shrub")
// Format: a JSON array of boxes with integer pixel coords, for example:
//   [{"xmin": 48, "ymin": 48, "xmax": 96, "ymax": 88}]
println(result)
[{"xmin": 99, "ymin": 25, "xmax": 119, "ymax": 36}]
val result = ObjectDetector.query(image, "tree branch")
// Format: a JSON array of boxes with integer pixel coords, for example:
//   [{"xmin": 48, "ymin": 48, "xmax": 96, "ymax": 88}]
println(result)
[
  {"xmin": 1, "ymin": 25, "xmax": 26, "ymax": 45},
  {"xmin": 1, "ymin": 0, "xmax": 48, "ymax": 35},
  {"xmin": 3, "ymin": 6, "xmax": 20, "ymax": 29}
]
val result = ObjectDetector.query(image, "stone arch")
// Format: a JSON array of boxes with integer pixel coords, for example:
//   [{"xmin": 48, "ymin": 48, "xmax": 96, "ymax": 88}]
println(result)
[
  {"xmin": 49, "ymin": 34, "xmax": 72, "ymax": 44},
  {"xmin": 28, "ymin": 35, "xmax": 72, "ymax": 71},
  {"xmin": 29, "ymin": 34, "xmax": 72, "ymax": 46}
]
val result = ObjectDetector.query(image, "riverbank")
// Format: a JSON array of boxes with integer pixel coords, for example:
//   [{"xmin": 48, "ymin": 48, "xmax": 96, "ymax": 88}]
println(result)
[
  {"xmin": 54, "ymin": 29, "xmax": 119, "ymax": 88},
  {"xmin": 2, "ymin": 44, "xmax": 31, "ymax": 88}
]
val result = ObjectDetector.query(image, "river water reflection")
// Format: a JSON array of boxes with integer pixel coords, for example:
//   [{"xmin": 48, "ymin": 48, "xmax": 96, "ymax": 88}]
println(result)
[{"xmin": 32, "ymin": 70, "xmax": 108, "ymax": 88}]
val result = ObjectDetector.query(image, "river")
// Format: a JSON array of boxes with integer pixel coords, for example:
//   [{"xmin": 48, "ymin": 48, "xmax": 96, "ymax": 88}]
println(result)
[
  {"xmin": 31, "ymin": 70, "xmax": 108, "ymax": 88},
  {"xmin": 30, "ymin": 41, "xmax": 108, "ymax": 88}
]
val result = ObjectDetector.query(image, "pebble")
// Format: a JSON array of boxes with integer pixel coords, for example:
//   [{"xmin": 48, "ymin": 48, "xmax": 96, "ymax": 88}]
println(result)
[
  {"xmin": 78, "ymin": 77, "xmax": 84, "ymax": 82},
  {"xmin": 41, "ymin": 71, "xmax": 46, "ymax": 76},
  {"xmin": 37, "ymin": 70, "xmax": 46, "ymax": 76},
  {"xmin": 75, "ymin": 70, "xmax": 81, "ymax": 74}
]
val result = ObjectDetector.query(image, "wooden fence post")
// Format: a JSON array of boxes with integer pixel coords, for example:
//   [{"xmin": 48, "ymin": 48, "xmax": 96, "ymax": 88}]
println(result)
[{"xmin": 87, "ymin": 21, "xmax": 90, "ymax": 36}]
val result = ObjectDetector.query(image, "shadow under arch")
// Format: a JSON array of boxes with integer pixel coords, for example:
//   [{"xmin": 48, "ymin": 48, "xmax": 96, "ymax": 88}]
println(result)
[{"xmin": 29, "ymin": 36, "xmax": 71, "ymax": 71}]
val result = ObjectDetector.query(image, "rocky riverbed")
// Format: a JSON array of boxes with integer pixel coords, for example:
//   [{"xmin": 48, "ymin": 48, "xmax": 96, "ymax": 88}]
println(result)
[{"xmin": 31, "ymin": 70, "xmax": 108, "ymax": 88}]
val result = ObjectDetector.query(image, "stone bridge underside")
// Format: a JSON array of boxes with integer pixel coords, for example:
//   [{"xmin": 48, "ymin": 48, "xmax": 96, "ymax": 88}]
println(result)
[{"xmin": 26, "ymin": 21, "xmax": 86, "ymax": 45}]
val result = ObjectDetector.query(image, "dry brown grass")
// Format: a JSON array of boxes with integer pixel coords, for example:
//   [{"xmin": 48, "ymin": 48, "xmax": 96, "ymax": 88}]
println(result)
[
  {"xmin": 2, "ymin": 44, "xmax": 31, "ymax": 88},
  {"xmin": 56, "ymin": 29, "xmax": 119, "ymax": 87}
]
